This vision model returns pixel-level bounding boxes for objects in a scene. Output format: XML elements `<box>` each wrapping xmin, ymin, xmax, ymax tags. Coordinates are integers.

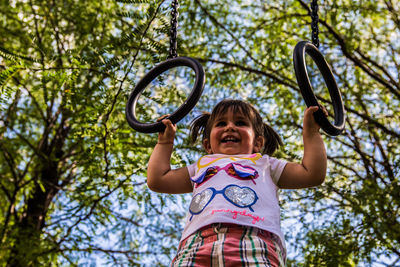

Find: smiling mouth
<box><xmin>221</xmin><ymin>137</ymin><xmax>240</xmax><ymax>143</ymax></box>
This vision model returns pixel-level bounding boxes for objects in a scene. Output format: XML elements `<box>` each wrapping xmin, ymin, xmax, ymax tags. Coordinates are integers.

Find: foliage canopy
<box><xmin>0</xmin><ymin>0</ymin><xmax>399</xmax><ymax>266</ymax></box>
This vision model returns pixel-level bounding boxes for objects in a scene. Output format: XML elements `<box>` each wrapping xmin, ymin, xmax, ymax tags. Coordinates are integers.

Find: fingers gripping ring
<box><xmin>293</xmin><ymin>41</ymin><xmax>345</xmax><ymax>136</ymax></box>
<box><xmin>126</xmin><ymin>57</ymin><xmax>205</xmax><ymax>133</ymax></box>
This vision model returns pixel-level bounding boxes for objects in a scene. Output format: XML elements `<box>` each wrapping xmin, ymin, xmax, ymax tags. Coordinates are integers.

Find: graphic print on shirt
<box><xmin>191</xmin><ymin>162</ymin><xmax>259</xmax><ymax>188</ymax></box>
<box><xmin>188</xmin><ymin>184</ymin><xmax>259</xmax><ymax>220</ymax></box>
<box><xmin>196</xmin><ymin>153</ymin><xmax>262</xmax><ymax>169</ymax></box>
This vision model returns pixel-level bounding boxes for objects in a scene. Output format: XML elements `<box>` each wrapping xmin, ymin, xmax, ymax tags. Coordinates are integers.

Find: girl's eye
<box><xmin>216</xmin><ymin>121</ymin><xmax>226</xmax><ymax>127</ymax></box>
<box><xmin>236</xmin><ymin>120</ymin><xmax>247</xmax><ymax>126</ymax></box>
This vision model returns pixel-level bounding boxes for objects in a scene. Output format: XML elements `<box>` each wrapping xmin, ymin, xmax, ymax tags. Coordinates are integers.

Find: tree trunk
<box><xmin>7</xmin><ymin>161</ymin><xmax>59</xmax><ymax>266</ymax></box>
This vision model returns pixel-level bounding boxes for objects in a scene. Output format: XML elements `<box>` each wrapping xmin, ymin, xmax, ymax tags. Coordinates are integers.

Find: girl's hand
<box><xmin>157</xmin><ymin>115</ymin><xmax>176</xmax><ymax>144</ymax></box>
<box><xmin>303</xmin><ymin>106</ymin><xmax>328</xmax><ymax>134</ymax></box>
<box><xmin>147</xmin><ymin>115</ymin><xmax>191</xmax><ymax>194</ymax></box>
<box><xmin>279</xmin><ymin>105</ymin><xmax>328</xmax><ymax>189</ymax></box>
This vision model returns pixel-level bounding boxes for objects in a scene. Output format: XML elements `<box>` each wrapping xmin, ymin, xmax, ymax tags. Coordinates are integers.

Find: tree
<box><xmin>0</xmin><ymin>0</ymin><xmax>398</xmax><ymax>266</ymax></box>
<box><xmin>0</xmin><ymin>0</ymin><xmax>186</xmax><ymax>265</ymax></box>
<box><xmin>179</xmin><ymin>0</ymin><xmax>399</xmax><ymax>265</ymax></box>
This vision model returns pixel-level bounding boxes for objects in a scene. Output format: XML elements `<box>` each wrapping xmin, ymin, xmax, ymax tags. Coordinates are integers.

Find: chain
<box><xmin>310</xmin><ymin>0</ymin><xmax>319</xmax><ymax>48</ymax></box>
<box><xmin>168</xmin><ymin>0</ymin><xmax>179</xmax><ymax>58</ymax></box>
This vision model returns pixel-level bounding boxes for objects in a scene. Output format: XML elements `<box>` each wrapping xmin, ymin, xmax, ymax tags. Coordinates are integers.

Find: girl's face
<box><xmin>203</xmin><ymin>109</ymin><xmax>264</xmax><ymax>155</ymax></box>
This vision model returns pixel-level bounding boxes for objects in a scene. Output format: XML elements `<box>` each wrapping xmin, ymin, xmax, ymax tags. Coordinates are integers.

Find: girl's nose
<box><xmin>224</xmin><ymin>121</ymin><xmax>236</xmax><ymax>131</ymax></box>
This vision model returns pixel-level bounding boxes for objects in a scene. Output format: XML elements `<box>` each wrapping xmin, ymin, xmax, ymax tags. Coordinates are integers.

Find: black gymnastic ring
<box><xmin>293</xmin><ymin>41</ymin><xmax>345</xmax><ymax>136</ymax></box>
<box><xmin>126</xmin><ymin>57</ymin><xmax>205</xmax><ymax>133</ymax></box>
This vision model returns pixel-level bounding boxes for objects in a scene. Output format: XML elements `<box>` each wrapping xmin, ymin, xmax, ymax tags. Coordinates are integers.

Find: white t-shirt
<box><xmin>180</xmin><ymin>153</ymin><xmax>287</xmax><ymax>250</ymax></box>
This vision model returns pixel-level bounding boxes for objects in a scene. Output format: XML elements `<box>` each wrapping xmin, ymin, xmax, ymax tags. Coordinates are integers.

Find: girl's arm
<box><xmin>278</xmin><ymin>106</ymin><xmax>327</xmax><ymax>189</ymax></box>
<box><xmin>147</xmin><ymin>119</ymin><xmax>193</xmax><ymax>194</ymax></box>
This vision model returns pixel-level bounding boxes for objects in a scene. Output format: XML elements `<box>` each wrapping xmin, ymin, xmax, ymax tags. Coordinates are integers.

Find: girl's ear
<box><xmin>203</xmin><ymin>138</ymin><xmax>213</xmax><ymax>154</ymax></box>
<box><xmin>253</xmin><ymin>136</ymin><xmax>265</xmax><ymax>153</ymax></box>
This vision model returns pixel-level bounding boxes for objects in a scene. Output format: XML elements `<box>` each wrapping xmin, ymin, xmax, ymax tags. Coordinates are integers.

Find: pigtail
<box><xmin>262</xmin><ymin>123</ymin><xmax>283</xmax><ymax>155</ymax></box>
<box><xmin>190</xmin><ymin>112</ymin><xmax>211</xmax><ymax>144</ymax></box>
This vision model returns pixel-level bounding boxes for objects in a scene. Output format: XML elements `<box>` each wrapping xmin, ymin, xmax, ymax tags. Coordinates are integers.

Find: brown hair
<box><xmin>190</xmin><ymin>99</ymin><xmax>283</xmax><ymax>155</ymax></box>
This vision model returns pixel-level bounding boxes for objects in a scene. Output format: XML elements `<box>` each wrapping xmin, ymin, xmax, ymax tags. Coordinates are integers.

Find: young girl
<box><xmin>147</xmin><ymin>99</ymin><xmax>327</xmax><ymax>266</ymax></box>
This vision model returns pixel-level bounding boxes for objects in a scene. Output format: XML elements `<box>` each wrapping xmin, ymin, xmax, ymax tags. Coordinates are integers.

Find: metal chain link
<box><xmin>310</xmin><ymin>0</ymin><xmax>319</xmax><ymax>48</ymax></box>
<box><xmin>168</xmin><ymin>0</ymin><xmax>179</xmax><ymax>58</ymax></box>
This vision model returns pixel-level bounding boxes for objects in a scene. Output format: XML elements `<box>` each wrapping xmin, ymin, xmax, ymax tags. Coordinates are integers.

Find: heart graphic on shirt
<box><xmin>223</xmin><ymin>185</ymin><xmax>258</xmax><ymax>209</ymax></box>
<box><xmin>189</xmin><ymin>188</ymin><xmax>214</xmax><ymax>214</ymax></box>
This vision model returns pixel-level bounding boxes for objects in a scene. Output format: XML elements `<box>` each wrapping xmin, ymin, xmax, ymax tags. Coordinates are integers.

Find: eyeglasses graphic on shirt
<box><xmin>191</xmin><ymin>163</ymin><xmax>259</xmax><ymax>188</ymax></box>
<box><xmin>189</xmin><ymin>184</ymin><xmax>258</xmax><ymax>220</ymax></box>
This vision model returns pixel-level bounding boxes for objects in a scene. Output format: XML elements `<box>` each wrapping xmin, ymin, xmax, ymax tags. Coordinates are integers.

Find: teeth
<box><xmin>222</xmin><ymin>137</ymin><xmax>239</xmax><ymax>142</ymax></box>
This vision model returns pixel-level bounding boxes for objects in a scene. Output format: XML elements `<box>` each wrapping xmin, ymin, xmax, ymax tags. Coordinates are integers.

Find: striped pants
<box><xmin>171</xmin><ymin>223</ymin><xmax>286</xmax><ymax>267</ymax></box>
